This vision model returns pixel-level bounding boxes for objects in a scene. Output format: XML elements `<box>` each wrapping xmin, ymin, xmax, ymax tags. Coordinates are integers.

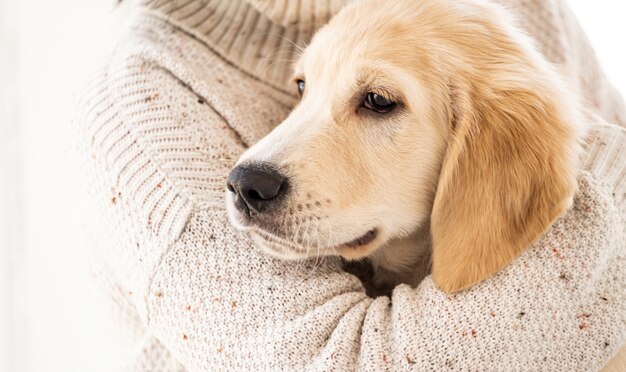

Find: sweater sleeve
<box><xmin>76</xmin><ymin>21</ymin><xmax>374</xmax><ymax>369</ymax></box>
<box><xmin>77</xmin><ymin>16</ymin><xmax>626</xmax><ymax>371</ymax></box>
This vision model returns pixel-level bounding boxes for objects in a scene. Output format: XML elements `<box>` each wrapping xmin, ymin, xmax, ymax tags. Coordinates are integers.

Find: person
<box><xmin>76</xmin><ymin>0</ymin><xmax>626</xmax><ymax>369</ymax></box>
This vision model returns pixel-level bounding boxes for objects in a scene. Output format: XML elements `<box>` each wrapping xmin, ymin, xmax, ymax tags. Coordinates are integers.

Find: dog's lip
<box><xmin>342</xmin><ymin>228</ymin><xmax>378</xmax><ymax>248</ymax></box>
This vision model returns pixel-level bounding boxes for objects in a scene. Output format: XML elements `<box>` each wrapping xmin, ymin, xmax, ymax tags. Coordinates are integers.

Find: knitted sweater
<box><xmin>76</xmin><ymin>0</ymin><xmax>626</xmax><ymax>370</ymax></box>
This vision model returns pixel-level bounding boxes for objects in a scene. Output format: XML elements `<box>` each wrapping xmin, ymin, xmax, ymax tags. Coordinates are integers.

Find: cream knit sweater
<box><xmin>76</xmin><ymin>0</ymin><xmax>626</xmax><ymax>370</ymax></box>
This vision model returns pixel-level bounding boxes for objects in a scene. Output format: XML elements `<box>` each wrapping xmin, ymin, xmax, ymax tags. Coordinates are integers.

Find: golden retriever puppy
<box><xmin>226</xmin><ymin>0</ymin><xmax>583</xmax><ymax>293</ymax></box>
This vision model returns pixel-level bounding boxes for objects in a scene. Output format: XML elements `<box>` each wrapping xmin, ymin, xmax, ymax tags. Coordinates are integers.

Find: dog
<box><xmin>226</xmin><ymin>0</ymin><xmax>583</xmax><ymax>293</ymax></box>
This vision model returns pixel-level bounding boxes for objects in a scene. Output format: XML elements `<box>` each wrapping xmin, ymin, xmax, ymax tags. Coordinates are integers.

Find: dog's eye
<box><xmin>364</xmin><ymin>92</ymin><xmax>396</xmax><ymax>113</ymax></box>
<box><xmin>296</xmin><ymin>79</ymin><xmax>305</xmax><ymax>97</ymax></box>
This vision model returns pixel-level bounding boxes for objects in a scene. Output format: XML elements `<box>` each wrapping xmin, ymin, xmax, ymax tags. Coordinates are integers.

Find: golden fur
<box><xmin>227</xmin><ymin>0</ymin><xmax>583</xmax><ymax>293</ymax></box>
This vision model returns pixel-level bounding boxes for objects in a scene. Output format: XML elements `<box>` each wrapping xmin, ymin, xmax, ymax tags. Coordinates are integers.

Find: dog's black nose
<box><xmin>227</xmin><ymin>163</ymin><xmax>287</xmax><ymax>214</ymax></box>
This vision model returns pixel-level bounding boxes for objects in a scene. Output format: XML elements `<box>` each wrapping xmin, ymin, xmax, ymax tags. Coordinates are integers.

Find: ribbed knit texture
<box><xmin>76</xmin><ymin>0</ymin><xmax>626</xmax><ymax>370</ymax></box>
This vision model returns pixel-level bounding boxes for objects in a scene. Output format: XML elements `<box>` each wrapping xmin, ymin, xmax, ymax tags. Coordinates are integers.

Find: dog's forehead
<box><xmin>298</xmin><ymin>2</ymin><xmax>435</xmax><ymax>82</ymax></box>
<box><xmin>299</xmin><ymin>35</ymin><xmax>403</xmax><ymax>89</ymax></box>
<box><xmin>305</xmin><ymin>21</ymin><xmax>401</xmax><ymax>64</ymax></box>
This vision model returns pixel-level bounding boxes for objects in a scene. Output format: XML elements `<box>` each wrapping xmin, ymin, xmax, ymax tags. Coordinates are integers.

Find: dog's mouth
<box><xmin>343</xmin><ymin>228</ymin><xmax>378</xmax><ymax>248</ymax></box>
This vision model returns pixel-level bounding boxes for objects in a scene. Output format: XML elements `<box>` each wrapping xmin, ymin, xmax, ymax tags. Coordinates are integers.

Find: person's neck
<box><xmin>138</xmin><ymin>0</ymin><xmax>345</xmax><ymax>91</ymax></box>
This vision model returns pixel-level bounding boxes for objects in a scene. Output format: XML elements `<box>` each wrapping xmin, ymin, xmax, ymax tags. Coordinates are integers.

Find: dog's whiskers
<box><xmin>303</xmin><ymin>219</ymin><xmax>323</xmax><ymax>281</ymax></box>
<box><xmin>294</xmin><ymin>218</ymin><xmax>311</xmax><ymax>272</ymax></box>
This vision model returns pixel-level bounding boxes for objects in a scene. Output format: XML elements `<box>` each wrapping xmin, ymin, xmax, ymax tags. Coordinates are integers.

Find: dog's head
<box><xmin>226</xmin><ymin>0</ymin><xmax>582</xmax><ymax>292</ymax></box>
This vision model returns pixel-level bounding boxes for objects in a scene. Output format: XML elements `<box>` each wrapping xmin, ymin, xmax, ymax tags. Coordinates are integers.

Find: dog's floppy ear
<box><xmin>430</xmin><ymin>73</ymin><xmax>579</xmax><ymax>293</ymax></box>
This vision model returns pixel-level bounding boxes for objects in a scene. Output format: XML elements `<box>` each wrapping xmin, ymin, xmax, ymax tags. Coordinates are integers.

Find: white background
<box><xmin>0</xmin><ymin>1</ymin><xmax>625</xmax><ymax>371</ymax></box>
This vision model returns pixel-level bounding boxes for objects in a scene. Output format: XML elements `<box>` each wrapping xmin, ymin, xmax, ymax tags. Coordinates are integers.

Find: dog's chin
<box><xmin>250</xmin><ymin>229</ymin><xmax>385</xmax><ymax>262</ymax></box>
<box><xmin>248</xmin><ymin>232</ymin><xmax>314</xmax><ymax>260</ymax></box>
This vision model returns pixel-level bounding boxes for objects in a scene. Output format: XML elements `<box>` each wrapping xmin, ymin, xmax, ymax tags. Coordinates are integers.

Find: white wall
<box><xmin>567</xmin><ymin>1</ymin><xmax>626</xmax><ymax>96</ymax></box>
<box><xmin>0</xmin><ymin>1</ymin><xmax>21</xmax><ymax>370</ymax></box>
<box><xmin>7</xmin><ymin>1</ymin><xmax>125</xmax><ymax>371</ymax></box>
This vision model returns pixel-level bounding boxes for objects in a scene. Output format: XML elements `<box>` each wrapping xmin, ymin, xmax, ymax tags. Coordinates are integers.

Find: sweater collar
<box><xmin>136</xmin><ymin>0</ymin><xmax>346</xmax><ymax>91</ymax></box>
